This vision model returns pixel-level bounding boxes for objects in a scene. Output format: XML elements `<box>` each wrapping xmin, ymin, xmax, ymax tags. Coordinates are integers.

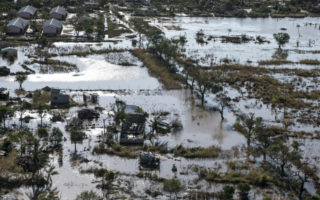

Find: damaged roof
<box><xmin>125</xmin><ymin>105</ymin><xmax>143</xmax><ymax>115</ymax></box>
<box><xmin>18</xmin><ymin>5</ymin><xmax>37</xmax><ymax>15</ymax></box>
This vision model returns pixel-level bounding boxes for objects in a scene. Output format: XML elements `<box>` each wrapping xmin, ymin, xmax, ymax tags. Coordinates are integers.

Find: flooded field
<box><xmin>152</xmin><ymin>17</ymin><xmax>320</xmax><ymax>66</ymax></box>
<box><xmin>1</xmin><ymin>12</ymin><xmax>320</xmax><ymax>200</ymax></box>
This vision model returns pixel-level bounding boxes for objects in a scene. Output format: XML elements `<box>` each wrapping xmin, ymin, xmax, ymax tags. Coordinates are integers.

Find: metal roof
<box><xmin>50</xmin><ymin>6</ymin><xmax>67</xmax><ymax>16</ymax></box>
<box><xmin>18</xmin><ymin>5</ymin><xmax>37</xmax><ymax>15</ymax></box>
<box><xmin>43</xmin><ymin>18</ymin><xmax>62</xmax><ymax>28</ymax></box>
<box><xmin>125</xmin><ymin>105</ymin><xmax>143</xmax><ymax>115</ymax></box>
<box><xmin>7</xmin><ymin>18</ymin><xmax>29</xmax><ymax>29</ymax></box>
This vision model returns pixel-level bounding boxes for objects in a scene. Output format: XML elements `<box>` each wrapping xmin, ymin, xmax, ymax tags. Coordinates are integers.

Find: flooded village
<box><xmin>0</xmin><ymin>0</ymin><xmax>320</xmax><ymax>199</ymax></box>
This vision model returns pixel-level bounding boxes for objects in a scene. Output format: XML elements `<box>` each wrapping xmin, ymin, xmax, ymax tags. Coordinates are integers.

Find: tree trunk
<box><xmin>20</xmin><ymin>112</ymin><xmax>23</xmax><ymax>129</ymax></box>
<box><xmin>219</xmin><ymin>107</ymin><xmax>224</xmax><ymax>121</ymax></box>
<box><xmin>201</xmin><ymin>93</ymin><xmax>204</xmax><ymax>106</ymax></box>
<box><xmin>247</xmin><ymin>138</ymin><xmax>251</xmax><ymax>158</ymax></box>
<box><xmin>298</xmin><ymin>178</ymin><xmax>305</xmax><ymax>200</ymax></box>
<box><xmin>185</xmin><ymin>73</ymin><xmax>189</xmax><ymax>87</ymax></box>
<box><xmin>74</xmin><ymin>143</ymin><xmax>77</xmax><ymax>153</ymax></box>
<box><xmin>281</xmin><ymin>162</ymin><xmax>286</xmax><ymax>176</ymax></box>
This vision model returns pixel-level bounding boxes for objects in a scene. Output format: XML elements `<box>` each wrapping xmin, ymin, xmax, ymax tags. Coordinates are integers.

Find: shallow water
<box><xmin>151</xmin><ymin>17</ymin><xmax>320</xmax><ymax>66</ymax></box>
<box><xmin>0</xmin><ymin>54</ymin><xmax>160</xmax><ymax>91</ymax></box>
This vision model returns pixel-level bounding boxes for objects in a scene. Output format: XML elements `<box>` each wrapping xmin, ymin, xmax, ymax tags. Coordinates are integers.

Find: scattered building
<box><xmin>6</xmin><ymin>17</ymin><xmax>29</xmax><ymax>34</ymax></box>
<box><xmin>140</xmin><ymin>0</ymin><xmax>151</xmax><ymax>6</ymax></box>
<box><xmin>120</xmin><ymin>105</ymin><xmax>146</xmax><ymax>145</ymax></box>
<box><xmin>78</xmin><ymin>109</ymin><xmax>100</xmax><ymax>120</ymax></box>
<box><xmin>84</xmin><ymin>0</ymin><xmax>99</xmax><ymax>11</ymax></box>
<box><xmin>1</xmin><ymin>47</ymin><xmax>18</xmax><ymax>57</ymax></box>
<box><xmin>0</xmin><ymin>41</ymin><xmax>11</xmax><ymax>49</ymax></box>
<box><xmin>50</xmin><ymin>6</ymin><xmax>67</xmax><ymax>20</ymax></box>
<box><xmin>18</xmin><ymin>5</ymin><xmax>37</xmax><ymax>19</ymax></box>
<box><xmin>0</xmin><ymin>88</ymin><xmax>9</xmax><ymax>100</ymax></box>
<box><xmin>139</xmin><ymin>152</ymin><xmax>160</xmax><ymax>169</ymax></box>
<box><xmin>43</xmin><ymin>18</ymin><xmax>63</xmax><ymax>36</ymax></box>
<box><xmin>78</xmin><ymin>15</ymin><xmax>91</xmax><ymax>24</ymax></box>
<box><xmin>50</xmin><ymin>89</ymin><xmax>70</xmax><ymax>108</ymax></box>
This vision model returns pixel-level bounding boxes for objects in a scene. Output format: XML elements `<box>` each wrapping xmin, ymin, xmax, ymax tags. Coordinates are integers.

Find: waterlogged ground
<box><xmin>1</xmin><ymin>16</ymin><xmax>320</xmax><ymax>199</ymax></box>
<box><xmin>2</xmin><ymin>89</ymin><xmax>245</xmax><ymax>199</ymax></box>
<box><xmin>151</xmin><ymin>17</ymin><xmax>320</xmax><ymax>66</ymax></box>
<box><xmin>0</xmin><ymin>53</ymin><xmax>159</xmax><ymax>91</ymax></box>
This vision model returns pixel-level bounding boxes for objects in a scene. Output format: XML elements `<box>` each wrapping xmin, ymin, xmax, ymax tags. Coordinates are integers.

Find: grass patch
<box><xmin>299</xmin><ymin>59</ymin><xmax>320</xmax><ymax>65</ymax></box>
<box><xmin>48</xmin><ymin>48</ymin><xmax>127</xmax><ymax>57</ymax></box>
<box><xmin>143</xmin><ymin>144</ymin><xmax>169</xmax><ymax>154</ymax></box>
<box><xmin>198</xmin><ymin>168</ymin><xmax>273</xmax><ymax>187</ymax></box>
<box><xmin>173</xmin><ymin>145</ymin><xmax>221</xmax><ymax>158</ymax></box>
<box><xmin>107</xmin><ymin>17</ymin><xmax>132</xmax><ymax>38</ymax></box>
<box><xmin>33</xmin><ymin>89</ymin><xmax>51</xmax><ymax>104</ymax></box>
<box><xmin>92</xmin><ymin>143</ymin><xmax>140</xmax><ymax>159</ymax></box>
<box><xmin>132</xmin><ymin>49</ymin><xmax>181</xmax><ymax>90</ymax></box>
<box><xmin>258</xmin><ymin>60</ymin><xmax>293</xmax><ymax>65</ymax></box>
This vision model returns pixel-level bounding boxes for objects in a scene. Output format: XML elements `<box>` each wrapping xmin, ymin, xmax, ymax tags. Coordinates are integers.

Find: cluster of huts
<box><xmin>118</xmin><ymin>104</ymin><xmax>160</xmax><ymax>169</ymax></box>
<box><xmin>7</xmin><ymin>5</ymin><xmax>67</xmax><ymax>36</ymax></box>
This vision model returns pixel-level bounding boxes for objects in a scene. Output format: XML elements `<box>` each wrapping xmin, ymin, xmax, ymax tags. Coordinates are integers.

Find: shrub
<box><xmin>173</xmin><ymin>145</ymin><xmax>221</xmax><ymax>158</ymax></box>
<box><xmin>75</xmin><ymin>191</ymin><xmax>103</xmax><ymax>200</ymax></box>
<box><xmin>217</xmin><ymin>185</ymin><xmax>235</xmax><ymax>200</ymax></box>
<box><xmin>0</xmin><ymin>66</ymin><xmax>10</xmax><ymax>76</ymax></box>
<box><xmin>163</xmin><ymin>178</ymin><xmax>182</xmax><ymax>196</ymax></box>
<box><xmin>38</xmin><ymin>128</ymin><xmax>49</xmax><ymax>139</ymax></box>
<box><xmin>237</xmin><ymin>183</ymin><xmax>250</xmax><ymax>200</ymax></box>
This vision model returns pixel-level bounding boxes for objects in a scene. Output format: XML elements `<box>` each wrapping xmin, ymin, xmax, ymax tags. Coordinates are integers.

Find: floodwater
<box><xmin>151</xmin><ymin>17</ymin><xmax>320</xmax><ymax>66</ymax></box>
<box><xmin>2</xmin><ymin>16</ymin><xmax>320</xmax><ymax>199</ymax></box>
<box><xmin>0</xmin><ymin>54</ymin><xmax>160</xmax><ymax>91</ymax></box>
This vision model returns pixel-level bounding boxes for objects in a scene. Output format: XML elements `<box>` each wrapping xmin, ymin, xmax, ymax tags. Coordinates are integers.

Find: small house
<box><xmin>84</xmin><ymin>0</ymin><xmax>99</xmax><ymax>11</ymax></box>
<box><xmin>140</xmin><ymin>0</ymin><xmax>151</xmax><ymax>6</ymax></box>
<box><xmin>140</xmin><ymin>152</ymin><xmax>160</xmax><ymax>169</ymax></box>
<box><xmin>124</xmin><ymin>105</ymin><xmax>147</xmax><ymax>124</ymax></box>
<box><xmin>6</xmin><ymin>18</ymin><xmax>29</xmax><ymax>35</ymax></box>
<box><xmin>120</xmin><ymin>105</ymin><xmax>147</xmax><ymax>145</ymax></box>
<box><xmin>51</xmin><ymin>89</ymin><xmax>69</xmax><ymax>108</ymax></box>
<box><xmin>1</xmin><ymin>47</ymin><xmax>18</xmax><ymax>57</ymax></box>
<box><xmin>78</xmin><ymin>15</ymin><xmax>91</xmax><ymax>24</ymax></box>
<box><xmin>0</xmin><ymin>88</ymin><xmax>9</xmax><ymax>100</ymax></box>
<box><xmin>43</xmin><ymin>18</ymin><xmax>63</xmax><ymax>36</ymax></box>
<box><xmin>50</xmin><ymin>6</ymin><xmax>67</xmax><ymax>20</ymax></box>
<box><xmin>0</xmin><ymin>41</ymin><xmax>11</xmax><ymax>49</ymax></box>
<box><xmin>18</xmin><ymin>5</ymin><xmax>37</xmax><ymax>19</ymax></box>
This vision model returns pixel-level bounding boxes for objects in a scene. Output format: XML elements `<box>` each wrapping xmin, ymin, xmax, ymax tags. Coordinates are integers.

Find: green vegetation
<box><xmin>273</xmin><ymin>32</ymin><xmax>290</xmax><ymax>50</ymax></box>
<box><xmin>15</xmin><ymin>74</ymin><xmax>27</xmax><ymax>90</ymax></box>
<box><xmin>173</xmin><ymin>145</ymin><xmax>221</xmax><ymax>158</ymax></box>
<box><xmin>107</xmin><ymin>16</ymin><xmax>131</xmax><ymax>38</ymax></box>
<box><xmin>70</xmin><ymin>126</ymin><xmax>86</xmax><ymax>153</ymax></box>
<box><xmin>132</xmin><ymin>49</ymin><xmax>181</xmax><ymax>89</ymax></box>
<box><xmin>92</xmin><ymin>143</ymin><xmax>140</xmax><ymax>158</ymax></box>
<box><xmin>74</xmin><ymin>191</ymin><xmax>103</xmax><ymax>200</ymax></box>
<box><xmin>217</xmin><ymin>185</ymin><xmax>235</xmax><ymax>200</ymax></box>
<box><xmin>163</xmin><ymin>178</ymin><xmax>182</xmax><ymax>197</ymax></box>
<box><xmin>238</xmin><ymin>183</ymin><xmax>251</xmax><ymax>200</ymax></box>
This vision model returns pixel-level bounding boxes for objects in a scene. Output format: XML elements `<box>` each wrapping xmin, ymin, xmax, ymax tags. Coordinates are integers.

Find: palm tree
<box><xmin>33</xmin><ymin>103</ymin><xmax>50</xmax><ymax>127</ymax></box>
<box><xmin>16</xmin><ymin>100</ymin><xmax>32</xmax><ymax>129</ymax></box>
<box><xmin>15</xmin><ymin>74</ymin><xmax>28</xmax><ymax>90</ymax></box>
<box><xmin>0</xmin><ymin>105</ymin><xmax>13</xmax><ymax>129</ymax></box>
<box><xmin>70</xmin><ymin>126</ymin><xmax>86</xmax><ymax>153</ymax></box>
